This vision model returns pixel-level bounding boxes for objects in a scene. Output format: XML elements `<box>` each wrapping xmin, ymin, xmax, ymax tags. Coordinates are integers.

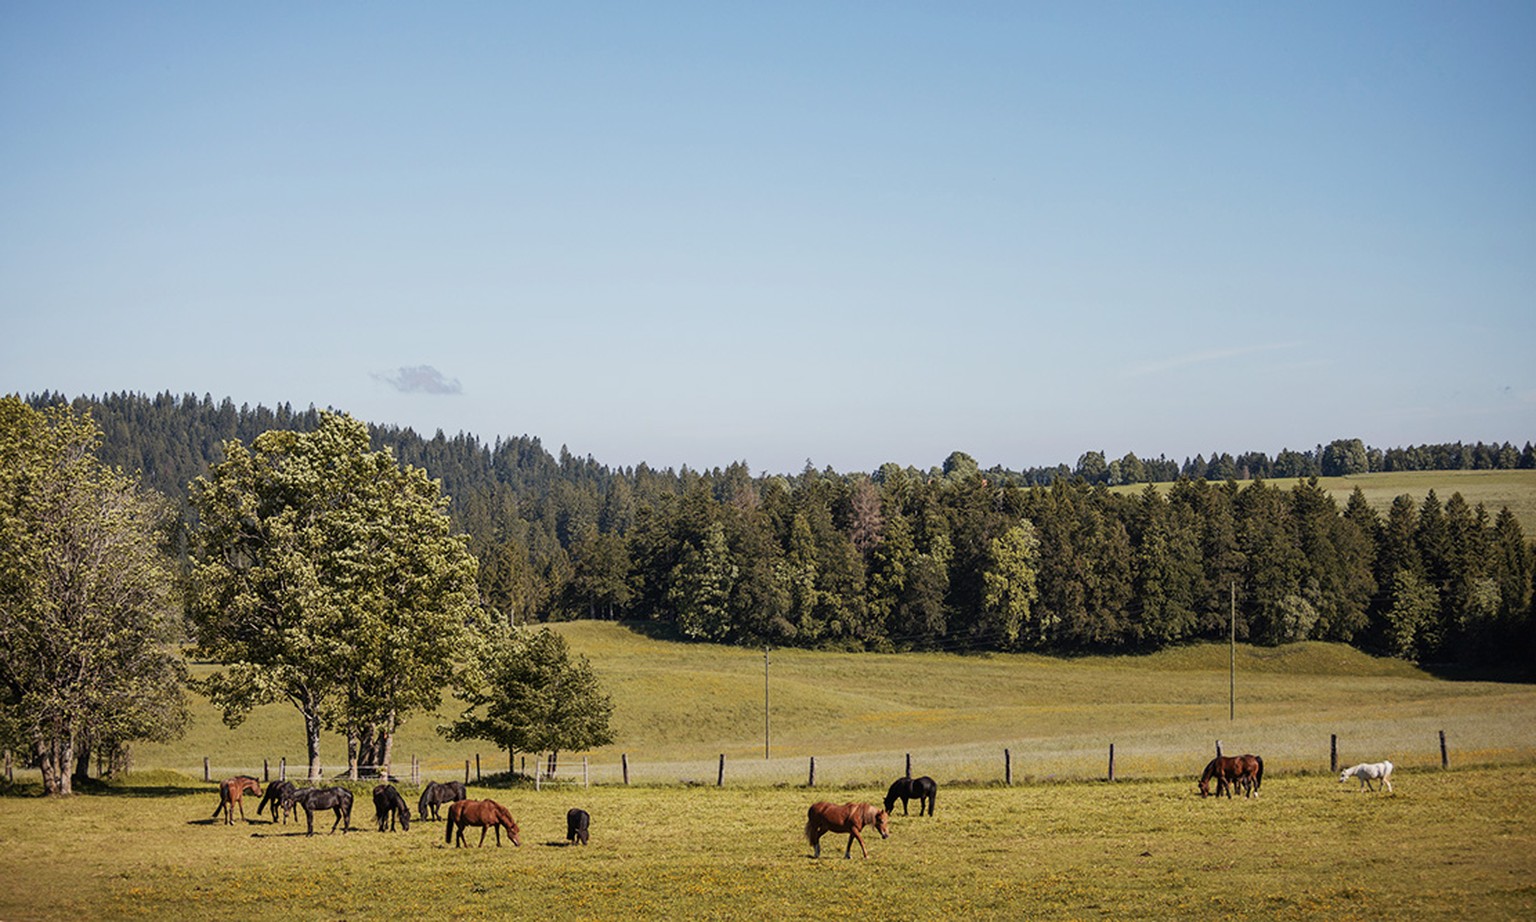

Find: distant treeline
<box><xmin>27</xmin><ymin>391</ymin><xmax>1536</xmax><ymax>666</ymax></box>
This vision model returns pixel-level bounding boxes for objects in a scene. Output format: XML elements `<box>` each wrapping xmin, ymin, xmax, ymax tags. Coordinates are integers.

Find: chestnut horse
<box><xmin>211</xmin><ymin>776</ymin><xmax>263</xmax><ymax>825</ymax></box>
<box><xmin>1199</xmin><ymin>754</ymin><xmax>1263</xmax><ymax>798</ymax></box>
<box><xmin>805</xmin><ymin>801</ymin><xmax>889</xmax><ymax>859</ymax></box>
<box><xmin>446</xmin><ymin>799</ymin><xmax>521</xmax><ymax>848</ymax></box>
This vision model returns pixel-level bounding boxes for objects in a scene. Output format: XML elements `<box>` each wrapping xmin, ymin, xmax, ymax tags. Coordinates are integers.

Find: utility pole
<box><xmin>764</xmin><ymin>646</ymin><xmax>771</xmax><ymax>760</ymax></box>
<box><xmin>1229</xmin><ymin>581</ymin><xmax>1236</xmax><ymax>721</ymax></box>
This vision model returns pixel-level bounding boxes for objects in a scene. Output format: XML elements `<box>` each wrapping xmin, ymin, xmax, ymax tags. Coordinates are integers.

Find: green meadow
<box><xmin>8</xmin><ymin>621</ymin><xmax>1536</xmax><ymax>918</ymax></box>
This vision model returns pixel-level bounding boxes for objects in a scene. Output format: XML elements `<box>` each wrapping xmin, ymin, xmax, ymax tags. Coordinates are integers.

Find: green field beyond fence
<box><xmin>110</xmin><ymin>622</ymin><xmax>1536</xmax><ymax>791</ymax></box>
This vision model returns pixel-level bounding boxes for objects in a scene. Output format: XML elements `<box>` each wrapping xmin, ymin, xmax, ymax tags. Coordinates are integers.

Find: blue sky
<box><xmin>3</xmin><ymin>2</ymin><xmax>1532</xmax><ymax>475</ymax></box>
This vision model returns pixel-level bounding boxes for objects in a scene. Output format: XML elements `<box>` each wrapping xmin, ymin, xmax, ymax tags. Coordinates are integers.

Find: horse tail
<box><xmin>445</xmin><ymin>812</ymin><xmax>454</xmax><ymax>845</ymax></box>
<box><xmin>1254</xmin><ymin>756</ymin><xmax>1264</xmax><ymax>791</ymax></box>
<box><xmin>804</xmin><ymin>808</ymin><xmax>818</xmax><ymax>846</ymax></box>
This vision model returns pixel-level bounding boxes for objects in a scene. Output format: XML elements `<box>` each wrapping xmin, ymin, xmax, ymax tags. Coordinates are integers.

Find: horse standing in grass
<box><xmin>373</xmin><ymin>783</ymin><xmax>411</xmax><ymax>831</ymax></box>
<box><xmin>212</xmin><ymin>776</ymin><xmax>263</xmax><ymax>825</ymax></box>
<box><xmin>257</xmin><ymin>780</ymin><xmax>297</xmax><ymax>824</ymax></box>
<box><xmin>566</xmin><ymin>808</ymin><xmax>590</xmax><ymax>845</ymax></box>
<box><xmin>291</xmin><ymin>787</ymin><xmax>353</xmax><ymax>836</ymax></box>
<box><xmin>805</xmin><ymin>802</ymin><xmax>889</xmax><ymax>859</ymax></box>
<box><xmin>884</xmin><ymin>776</ymin><xmax>938</xmax><ymax>816</ymax></box>
<box><xmin>418</xmin><ymin>780</ymin><xmax>467</xmax><ymax>820</ymax></box>
<box><xmin>446</xmin><ymin>799</ymin><xmax>521</xmax><ymax>848</ymax></box>
<box><xmin>1340</xmin><ymin>760</ymin><xmax>1393</xmax><ymax>793</ymax></box>
<box><xmin>1199</xmin><ymin>755</ymin><xmax>1262</xmax><ymax>799</ymax></box>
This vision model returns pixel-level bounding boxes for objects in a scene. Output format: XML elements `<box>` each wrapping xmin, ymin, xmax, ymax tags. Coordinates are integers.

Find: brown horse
<box><xmin>212</xmin><ymin>776</ymin><xmax>263</xmax><ymax>825</ymax></box>
<box><xmin>805</xmin><ymin>801</ymin><xmax>889</xmax><ymax>859</ymax></box>
<box><xmin>446</xmin><ymin>799</ymin><xmax>521</xmax><ymax>848</ymax></box>
<box><xmin>1199</xmin><ymin>754</ymin><xmax>1263</xmax><ymax>798</ymax></box>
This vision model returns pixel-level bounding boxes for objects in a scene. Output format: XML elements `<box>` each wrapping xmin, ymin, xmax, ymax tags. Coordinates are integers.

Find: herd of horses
<box><xmin>212</xmin><ymin>774</ymin><xmax>588</xmax><ymax>846</ymax></box>
<box><xmin>208</xmin><ymin>754</ymin><xmax>1394</xmax><ymax>855</ymax></box>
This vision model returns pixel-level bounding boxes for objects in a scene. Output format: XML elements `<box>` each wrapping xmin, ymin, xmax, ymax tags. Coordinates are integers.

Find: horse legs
<box><xmin>478</xmin><ymin>826</ymin><xmax>489</xmax><ymax>848</ymax></box>
<box><xmin>809</xmin><ymin>829</ymin><xmax>823</xmax><ymax>859</ymax></box>
<box><xmin>845</xmin><ymin>828</ymin><xmax>867</xmax><ymax>859</ymax></box>
<box><xmin>1382</xmin><ymin>775</ymin><xmax>1393</xmax><ymax>793</ymax></box>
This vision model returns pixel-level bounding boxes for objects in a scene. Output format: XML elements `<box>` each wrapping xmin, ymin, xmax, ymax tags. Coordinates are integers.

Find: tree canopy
<box><xmin>0</xmin><ymin>398</ymin><xmax>187</xmax><ymax>795</ymax></box>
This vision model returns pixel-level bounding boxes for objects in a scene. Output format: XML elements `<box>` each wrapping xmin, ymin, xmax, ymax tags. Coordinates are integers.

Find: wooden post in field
<box><xmin>717</xmin><ymin>754</ymin><xmax>725</xmax><ymax>787</ymax></box>
<box><xmin>1330</xmin><ymin>735</ymin><xmax>1338</xmax><ymax>773</ymax></box>
<box><xmin>4</xmin><ymin>750</ymin><xmax>11</xmax><ymax>783</ymax></box>
<box><xmin>1440</xmin><ymin>730</ymin><xmax>1449</xmax><ymax>769</ymax></box>
<box><xmin>263</xmin><ymin>758</ymin><xmax>269</xmax><ymax>782</ymax></box>
<box><xmin>1108</xmin><ymin>744</ymin><xmax>1116</xmax><ymax>782</ymax></box>
<box><xmin>1004</xmin><ymin>748</ymin><xmax>1012</xmax><ymax>786</ymax></box>
<box><xmin>905</xmin><ymin>753</ymin><xmax>911</xmax><ymax>778</ymax></box>
<box><xmin>808</xmin><ymin>757</ymin><xmax>816</xmax><ymax>787</ymax></box>
<box><xmin>412</xmin><ymin>755</ymin><xmax>419</xmax><ymax>788</ymax></box>
<box><xmin>203</xmin><ymin>757</ymin><xmax>210</xmax><ymax>782</ymax></box>
<box><xmin>622</xmin><ymin>753</ymin><xmax>630</xmax><ymax>785</ymax></box>
<box><xmin>280</xmin><ymin>757</ymin><xmax>286</xmax><ymax>782</ymax></box>
<box><xmin>583</xmin><ymin>757</ymin><xmax>589</xmax><ymax>788</ymax></box>
<box><xmin>464</xmin><ymin>760</ymin><xmax>470</xmax><ymax>785</ymax></box>
<box><xmin>1215</xmin><ymin>740</ymin><xmax>1223</xmax><ymax>758</ymax></box>
<box><xmin>475</xmin><ymin>754</ymin><xmax>481</xmax><ymax>781</ymax></box>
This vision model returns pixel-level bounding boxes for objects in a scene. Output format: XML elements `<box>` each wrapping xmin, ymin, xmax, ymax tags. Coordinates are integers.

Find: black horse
<box><xmin>290</xmin><ymin>786</ymin><xmax>353</xmax><ymax>836</ymax></box>
<box><xmin>884</xmin><ymin>775</ymin><xmax>938</xmax><ymax>816</ymax></box>
<box><xmin>417</xmin><ymin>780</ymin><xmax>467</xmax><ymax>820</ymax></box>
<box><xmin>566</xmin><ymin>808</ymin><xmax>590</xmax><ymax>845</ymax></box>
<box><xmin>373</xmin><ymin>783</ymin><xmax>411</xmax><ymax>832</ymax></box>
<box><xmin>257</xmin><ymin>780</ymin><xmax>298</xmax><ymax>824</ymax></box>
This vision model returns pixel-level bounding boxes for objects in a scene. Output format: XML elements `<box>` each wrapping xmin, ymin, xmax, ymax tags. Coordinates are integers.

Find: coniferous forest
<box><xmin>28</xmin><ymin>391</ymin><xmax>1536</xmax><ymax>668</ymax></box>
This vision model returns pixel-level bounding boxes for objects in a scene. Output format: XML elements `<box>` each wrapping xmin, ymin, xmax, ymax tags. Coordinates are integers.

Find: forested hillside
<box><xmin>27</xmin><ymin>391</ymin><xmax>1536</xmax><ymax>667</ymax></box>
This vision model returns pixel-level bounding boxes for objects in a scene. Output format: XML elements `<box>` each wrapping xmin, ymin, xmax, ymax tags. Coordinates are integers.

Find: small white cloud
<box><xmin>1125</xmin><ymin>342</ymin><xmax>1302</xmax><ymax>378</ymax></box>
<box><xmin>375</xmin><ymin>365</ymin><xmax>463</xmax><ymax>395</ymax></box>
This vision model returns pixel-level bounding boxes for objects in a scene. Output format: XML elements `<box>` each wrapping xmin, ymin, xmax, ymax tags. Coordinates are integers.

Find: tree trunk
<box><xmin>39</xmin><ymin>733</ymin><xmax>75</xmax><ymax>796</ymax></box>
<box><xmin>305</xmin><ymin>709</ymin><xmax>323</xmax><ymax>781</ymax></box>
<box><xmin>346</xmin><ymin>727</ymin><xmax>360</xmax><ymax>780</ymax></box>
<box><xmin>379</xmin><ymin>711</ymin><xmax>396</xmax><ymax>781</ymax></box>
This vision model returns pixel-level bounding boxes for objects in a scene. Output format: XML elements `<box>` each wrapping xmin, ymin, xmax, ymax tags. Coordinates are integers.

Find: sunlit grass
<box><xmin>3</xmin><ymin>768</ymin><xmax>1532</xmax><ymax>920</ymax></box>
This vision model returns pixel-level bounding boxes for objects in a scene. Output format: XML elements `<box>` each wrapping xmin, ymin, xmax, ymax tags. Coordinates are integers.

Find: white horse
<box><xmin>1339</xmin><ymin>760</ymin><xmax>1393</xmax><ymax>792</ymax></box>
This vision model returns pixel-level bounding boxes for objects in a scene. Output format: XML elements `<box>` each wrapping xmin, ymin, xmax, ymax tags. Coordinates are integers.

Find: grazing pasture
<box><xmin>1</xmin><ymin>768</ymin><xmax>1533</xmax><ymax>919</ymax></box>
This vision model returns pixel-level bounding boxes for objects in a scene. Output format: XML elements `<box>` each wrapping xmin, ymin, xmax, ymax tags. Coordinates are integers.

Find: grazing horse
<box><xmin>884</xmin><ymin>776</ymin><xmax>938</xmax><ymax>816</ymax></box>
<box><xmin>446</xmin><ymin>799</ymin><xmax>521</xmax><ymax>848</ymax></box>
<box><xmin>1340</xmin><ymin>760</ymin><xmax>1393</xmax><ymax>793</ymax></box>
<box><xmin>1199</xmin><ymin>755</ymin><xmax>1262</xmax><ymax>799</ymax></box>
<box><xmin>418</xmin><ymin>780</ymin><xmax>468</xmax><ymax>820</ymax></box>
<box><xmin>566</xmin><ymin>808</ymin><xmax>590</xmax><ymax>845</ymax></box>
<box><xmin>212</xmin><ymin>776</ymin><xmax>263</xmax><ymax>825</ymax></box>
<box><xmin>257</xmin><ymin>780</ymin><xmax>298</xmax><ymax>824</ymax></box>
<box><xmin>805</xmin><ymin>801</ymin><xmax>889</xmax><ymax>859</ymax></box>
<box><xmin>373</xmin><ymin>783</ymin><xmax>412</xmax><ymax>832</ymax></box>
<box><xmin>291</xmin><ymin>787</ymin><xmax>353</xmax><ymax>836</ymax></box>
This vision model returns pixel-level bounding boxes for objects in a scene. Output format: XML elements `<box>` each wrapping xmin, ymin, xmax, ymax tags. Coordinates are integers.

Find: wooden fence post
<box><xmin>717</xmin><ymin>754</ymin><xmax>725</xmax><ymax>787</ymax></box>
<box><xmin>808</xmin><ymin>757</ymin><xmax>816</xmax><ymax>787</ymax></box>
<box><xmin>584</xmin><ymin>757</ymin><xmax>589</xmax><ymax>788</ymax></box>
<box><xmin>1108</xmin><ymin>743</ymin><xmax>1115</xmax><ymax>782</ymax></box>
<box><xmin>464</xmin><ymin>760</ymin><xmax>470</xmax><ymax>785</ymax></box>
<box><xmin>412</xmin><ymin>755</ymin><xmax>418</xmax><ymax>788</ymax></box>
<box><xmin>1330</xmin><ymin>734</ymin><xmax>1338</xmax><ymax>773</ymax></box>
<box><xmin>1440</xmin><ymin>730</ymin><xmax>1449</xmax><ymax>770</ymax></box>
<box><xmin>203</xmin><ymin>757</ymin><xmax>210</xmax><ymax>782</ymax></box>
<box><xmin>905</xmin><ymin>753</ymin><xmax>911</xmax><ymax>778</ymax></box>
<box><xmin>3</xmin><ymin>750</ymin><xmax>11</xmax><ymax>783</ymax></box>
<box><xmin>279</xmin><ymin>757</ymin><xmax>286</xmax><ymax>782</ymax></box>
<box><xmin>1215</xmin><ymin>740</ymin><xmax>1223</xmax><ymax>758</ymax></box>
<box><xmin>1004</xmin><ymin>748</ymin><xmax>1012</xmax><ymax>786</ymax></box>
<box><xmin>622</xmin><ymin>753</ymin><xmax>630</xmax><ymax>785</ymax></box>
<box><xmin>263</xmin><ymin>758</ymin><xmax>269</xmax><ymax>783</ymax></box>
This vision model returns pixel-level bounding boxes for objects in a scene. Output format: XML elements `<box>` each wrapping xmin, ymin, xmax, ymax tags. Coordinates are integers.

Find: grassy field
<box><xmin>125</xmin><ymin>623</ymin><xmax>1536</xmax><ymax>791</ymax></box>
<box><xmin>1</xmin><ymin>767</ymin><xmax>1532</xmax><ymax>920</ymax></box>
<box><xmin>1112</xmin><ymin>468</ymin><xmax>1536</xmax><ymax>536</ymax></box>
<box><xmin>11</xmin><ymin>623</ymin><xmax>1536</xmax><ymax>918</ymax></box>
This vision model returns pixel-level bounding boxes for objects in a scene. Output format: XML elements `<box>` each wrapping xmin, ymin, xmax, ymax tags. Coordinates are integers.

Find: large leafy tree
<box><xmin>444</xmin><ymin>626</ymin><xmax>614</xmax><ymax>771</ymax></box>
<box><xmin>186</xmin><ymin>412</ymin><xmax>480</xmax><ymax>780</ymax></box>
<box><xmin>0</xmin><ymin>398</ymin><xmax>187</xmax><ymax>795</ymax></box>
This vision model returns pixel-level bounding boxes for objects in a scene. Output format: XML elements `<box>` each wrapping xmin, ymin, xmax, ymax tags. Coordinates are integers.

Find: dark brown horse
<box><xmin>805</xmin><ymin>801</ymin><xmax>889</xmax><ymax>859</ymax></box>
<box><xmin>418</xmin><ymin>780</ymin><xmax>467</xmax><ymax>820</ymax></box>
<box><xmin>884</xmin><ymin>776</ymin><xmax>937</xmax><ymax>816</ymax></box>
<box><xmin>373</xmin><ymin>783</ymin><xmax>411</xmax><ymax>832</ymax></box>
<box><xmin>1199</xmin><ymin>754</ymin><xmax>1263</xmax><ymax>798</ymax></box>
<box><xmin>446</xmin><ymin>799</ymin><xmax>521</xmax><ymax>848</ymax></box>
<box><xmin>212</xmin><ymin>776</ymin><xmax>263</xmax><ymax>825</ymax></box>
